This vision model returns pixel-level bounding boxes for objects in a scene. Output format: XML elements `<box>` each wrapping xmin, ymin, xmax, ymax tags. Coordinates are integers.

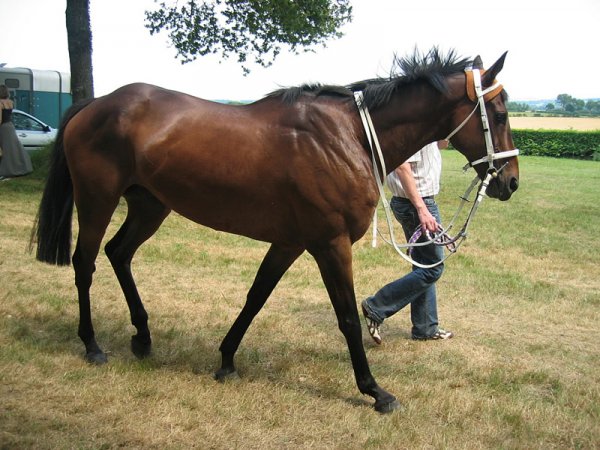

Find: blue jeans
<box><xmin>363</xmin><ymin>196</ymin><xmax>444</xmax><ymax>338</ymax></box>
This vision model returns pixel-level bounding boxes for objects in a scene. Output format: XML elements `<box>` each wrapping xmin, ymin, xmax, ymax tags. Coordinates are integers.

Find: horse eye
<box><xmin>495</xmin><ymin>112</ymin><xmax>508</xmax><ymax>125</ymax></box>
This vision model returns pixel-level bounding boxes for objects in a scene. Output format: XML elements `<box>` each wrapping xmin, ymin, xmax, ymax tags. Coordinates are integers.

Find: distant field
<box><xmin>510</xmin><ymin>116</ymin><xmax>600</xmax><ymax>131</ymax></box>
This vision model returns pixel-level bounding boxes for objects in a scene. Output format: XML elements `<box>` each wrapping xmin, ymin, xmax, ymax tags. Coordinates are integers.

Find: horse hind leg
<box><xmin>73</xmin><ymin>196</ymin><xmax>121</xmax><ymax>364</ymax></box>
<box><xmin>104</xmin><ymin>186</ymin><xmax>170</xmax><ymax>359</ymax></box>
<box><xmin>215</xmin><ymin>244</ymin><xmax>303</xmax><ymax>381</ymax></box>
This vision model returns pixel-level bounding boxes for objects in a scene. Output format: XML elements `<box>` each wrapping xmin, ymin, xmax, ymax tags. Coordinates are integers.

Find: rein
<box><xmin>355</xmin><ymin>68</ymin><xmax>519</xmax><ymax>269</ymax></box>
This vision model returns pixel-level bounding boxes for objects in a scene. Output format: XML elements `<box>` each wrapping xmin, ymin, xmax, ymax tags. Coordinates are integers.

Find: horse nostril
<box><xmin>510</xmin><ymin>177</ymin><xmax>519</xmax><ymax>192</ymax></box>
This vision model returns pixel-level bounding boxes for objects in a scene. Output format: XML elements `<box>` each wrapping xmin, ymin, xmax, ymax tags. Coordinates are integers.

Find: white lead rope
<box><xmin>355</xmin><ymin>90</ymin><xmax>454</xmax><ymax>268</ymax></box>
<box><xmin>354</xmin><ymin>68</ymin><xmax>519</xmax><ymax>269</ymax></box>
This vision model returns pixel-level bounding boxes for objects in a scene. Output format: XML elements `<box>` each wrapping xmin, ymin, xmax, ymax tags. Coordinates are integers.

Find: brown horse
<box><xmin>32</xmin><ymin>48</ymin><xmax>519</xmax><ymax>413</ymax></box>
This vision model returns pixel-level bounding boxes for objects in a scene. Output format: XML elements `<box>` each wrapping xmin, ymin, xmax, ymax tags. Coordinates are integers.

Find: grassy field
<box><xmin>1</xmin><ymin>151</ymin><xmax>599</xmax><ymax>449</ymax></box>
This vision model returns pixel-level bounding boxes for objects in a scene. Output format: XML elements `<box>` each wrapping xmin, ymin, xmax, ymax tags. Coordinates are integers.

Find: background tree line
<box><xmin>508</xmin><ymin>94</ymin><xmax>600</xmax><ymax>116</ymax></box>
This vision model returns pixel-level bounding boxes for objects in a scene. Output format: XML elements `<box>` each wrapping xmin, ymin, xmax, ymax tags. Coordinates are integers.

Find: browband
<box><xmin>465</xmin><ymin>69</ymin><xmax>504</xmax><ymax>102</ymax></box>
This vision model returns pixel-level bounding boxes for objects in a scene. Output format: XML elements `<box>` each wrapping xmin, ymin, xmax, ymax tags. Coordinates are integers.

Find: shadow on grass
<box><xmin>3</xmin><ymin>301</ymin><xmax>386</xmax><ymax>411</ymax></box>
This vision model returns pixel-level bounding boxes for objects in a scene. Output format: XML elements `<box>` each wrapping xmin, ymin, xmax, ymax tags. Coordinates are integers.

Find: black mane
<box><xmin>268</xmin><ymin>47</ymin><xmax>473</xmax><ymax>109</ymax></box>
<box><xmin>266</xmin><ymin>83</ymin><xmax>352</xmax><ymax>104</ymax></box>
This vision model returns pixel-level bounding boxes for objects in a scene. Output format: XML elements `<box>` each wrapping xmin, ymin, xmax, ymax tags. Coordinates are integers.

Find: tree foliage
<box><xmin>556</xmin><ymin>93</ymin><xmax>574</xmax><ymax>109</ymax></box>
<box><xmin>507</xmin><ymin>101</ymin><xmax>529</xmax><ymax>112</ymax></box>
<box><xmin>145</xmin><ymin>0</ymin><xmax>353</xmax><ymax>74</ymax></box>
<box><xmin>549</xmin><ymin>93</ymin><xmax>600</xmax><ymax>115</ymax></box>
<box><xmin>557</xmin><ymin>93</ymin><xmax>585</xmax><ymax>112</ymax></box>
<box><xmin>585</xmin><ymin>99</ymin><xmax>600</xmax><ymax>114</ymax></box>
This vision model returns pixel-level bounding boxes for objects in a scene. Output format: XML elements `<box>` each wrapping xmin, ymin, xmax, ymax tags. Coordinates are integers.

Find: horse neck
<box><xmin>369</xmin><ymin>85</ymin><xmax>454</xmax><ymax>173</ymax></box>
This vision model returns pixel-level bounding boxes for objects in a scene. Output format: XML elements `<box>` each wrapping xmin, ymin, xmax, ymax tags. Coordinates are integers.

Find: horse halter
<box><xmin>354</xmin><ymin>67</ymin><xmax>520</xmax><ymax>269</ymax></box>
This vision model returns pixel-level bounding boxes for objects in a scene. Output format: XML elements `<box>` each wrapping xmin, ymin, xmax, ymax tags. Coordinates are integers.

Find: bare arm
<box><xmin>395</xmin><ymin>163</ymin><xmax>438</xmax><ymax>233</ymax></box>
<box><xmin>0</xmin><ymin>99</ymin><xmax>13</xmax><ymax>124</ymax></box>
<box><xmin>395</xmin><ymin>140</ymin><xmax>447</xmax><ymax>233</ymax></box>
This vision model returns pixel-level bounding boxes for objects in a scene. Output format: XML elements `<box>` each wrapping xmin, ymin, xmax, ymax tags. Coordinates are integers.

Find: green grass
<box><xmin>0</xmin><ymin>152</ymin><xmax>599</xmax><ymax>449</ymax></box>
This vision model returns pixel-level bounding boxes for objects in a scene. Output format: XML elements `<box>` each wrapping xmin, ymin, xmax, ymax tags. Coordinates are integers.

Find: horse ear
<box><xmin>483</xmin><ymin>51</ymin><xmax>508</xmax><ymax>84</ymax></box>
<box><xmin>472</xmin><ymin>55</ymin><xmax>484</xmax><ymax>69</ymax></box>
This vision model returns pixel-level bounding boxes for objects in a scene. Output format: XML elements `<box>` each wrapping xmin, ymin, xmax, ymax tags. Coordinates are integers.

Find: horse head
<box><xmin>448</xmin><ymin>52</ymin><xmax>520</xmax><ymax>201</ymax></box>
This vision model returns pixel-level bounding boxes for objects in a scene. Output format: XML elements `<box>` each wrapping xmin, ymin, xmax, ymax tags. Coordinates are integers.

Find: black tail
<box><xmin>30</xmin><ymin>99</ymin><xmax>94</xmax><ymax>265</ymax></box>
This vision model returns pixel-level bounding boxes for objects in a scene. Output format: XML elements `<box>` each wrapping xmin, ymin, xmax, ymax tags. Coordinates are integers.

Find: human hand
<box><xmin>417</xmin><ymin>208</ymin><xmax>439</xmax><ymax>234</ymax></box>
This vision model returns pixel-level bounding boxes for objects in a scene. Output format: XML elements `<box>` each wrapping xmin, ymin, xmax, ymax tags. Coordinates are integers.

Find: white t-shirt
<box><xmin>386</xmin><ymin>142</ymin><xmax>442</xmax><ymax>198</ymax></box>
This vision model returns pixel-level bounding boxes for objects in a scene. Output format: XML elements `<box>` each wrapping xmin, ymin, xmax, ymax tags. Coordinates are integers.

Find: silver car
<box><xmin>12</xmin><ymin>109</ymin><xmax>57</xmax><ymax>152</ymax></box>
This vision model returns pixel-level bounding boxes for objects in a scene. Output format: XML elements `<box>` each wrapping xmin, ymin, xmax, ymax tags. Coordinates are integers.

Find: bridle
<box><xmin>446</xmin><ymin>68</ymin><xmax>519</xmax><ymax>173</ymax></box>
<box><xmin>354</xmin><ymin>68</ymin><xmax>519</xmax><ymax>268</ymax></box>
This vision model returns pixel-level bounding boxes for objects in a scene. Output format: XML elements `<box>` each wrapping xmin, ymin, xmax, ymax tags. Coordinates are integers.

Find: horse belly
<box><xmin>173</xmin><ymin>188</ymin><xmax>297</xmax><ymax>244</ymax></box>
<box><xmin>137</xmin><ymin>147</ymin><xmax>301</xmax><ymax>243</ymax></box>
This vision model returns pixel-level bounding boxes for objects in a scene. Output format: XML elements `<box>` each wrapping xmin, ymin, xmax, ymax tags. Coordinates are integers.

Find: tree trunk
<box><xmin>66</xmin><ymin>0</ymin><xmax>94</xmax><ymax>103</ymax></box>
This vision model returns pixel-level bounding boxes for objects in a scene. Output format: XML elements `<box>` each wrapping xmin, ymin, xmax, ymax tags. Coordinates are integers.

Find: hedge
<box><xmin>511</xmin><ymin>129</ymin><xmax>600</xmax><ymax>160</ymax></box>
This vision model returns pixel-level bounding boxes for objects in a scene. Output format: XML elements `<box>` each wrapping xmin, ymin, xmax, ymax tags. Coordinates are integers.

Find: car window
<box><xmin>13</xmin><ymin>112</ymin><xmax>46</xmax><ymax>132</ymax></box>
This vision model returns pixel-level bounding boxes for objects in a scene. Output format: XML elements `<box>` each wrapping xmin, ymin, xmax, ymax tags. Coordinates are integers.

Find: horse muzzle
<box><xmin>486</xmin><ymin>171</ymin><xmax>519</xmax><ymax>201</ymax></box>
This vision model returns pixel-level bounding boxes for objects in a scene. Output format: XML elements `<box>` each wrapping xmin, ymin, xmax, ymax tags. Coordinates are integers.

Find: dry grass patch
<box><xmin>509</xmin><ymin>116</ymin><xmax>600</xmax><ymax>131</ymax></box>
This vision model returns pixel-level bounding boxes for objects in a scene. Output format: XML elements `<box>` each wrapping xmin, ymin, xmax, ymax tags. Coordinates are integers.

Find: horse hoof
<box><xmin>214</xmin><ymin>368</ymin><xmax>240</xmax><ymax>382</ymax></box>
<box><xmin>131</xmin><ymin>335</ymin><xmax>152</xmax><ymax>359</ymax></box>
<box><xmin>374</xmin><ymin>398</ymin><xmax>402</xmax><ymax>414</ymax></box>
<box><xmin>85</xmin><ymin>351</ymin><xmax>108</xmax><ymax>365</ymax></box>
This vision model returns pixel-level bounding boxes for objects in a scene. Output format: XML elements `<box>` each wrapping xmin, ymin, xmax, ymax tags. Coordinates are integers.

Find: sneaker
<box><xmin>412</xmin><ymin>328</ymin><xmax>454</xmax><ymax>341</ymax></box>
<box><xmin>361</xmin><ymin>303</ymin><xmax>382</xmax><ymax>345</ymax></box>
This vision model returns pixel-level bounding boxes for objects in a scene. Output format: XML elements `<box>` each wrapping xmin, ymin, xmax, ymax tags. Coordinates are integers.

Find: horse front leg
<box><xmin>215</xmin><ymin>244</ymin><xmax>303</xmax><ymax>381</ymax></box>
<box><xmin>309</xmin><ymin>236</ymin><xmax>401</xmax><ymax>413</ymax></box>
